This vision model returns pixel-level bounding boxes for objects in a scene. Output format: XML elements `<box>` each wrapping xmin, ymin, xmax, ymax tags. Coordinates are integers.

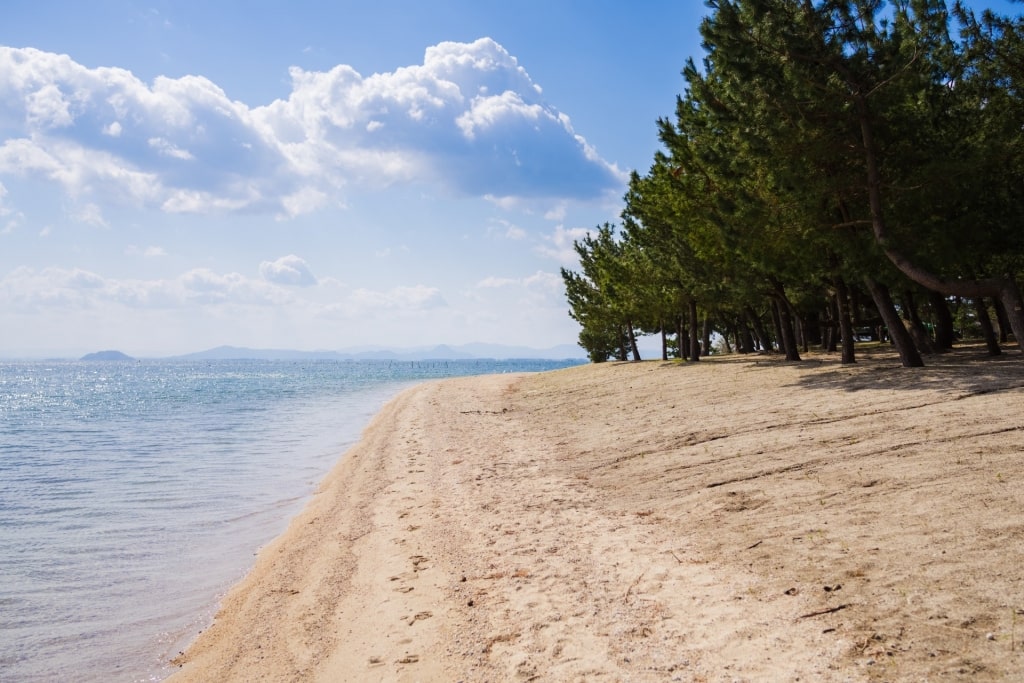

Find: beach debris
<box><xmin>798</xmin><ymin>603</ymin><xmax>851</xmax><ymax>619</ymax></box>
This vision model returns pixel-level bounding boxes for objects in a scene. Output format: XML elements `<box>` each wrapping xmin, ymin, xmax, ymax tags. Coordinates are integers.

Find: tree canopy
<box><xmin>562</xmin><ymin>0</ymin><xmax>1024</xmax><ymax>365</ymax></box>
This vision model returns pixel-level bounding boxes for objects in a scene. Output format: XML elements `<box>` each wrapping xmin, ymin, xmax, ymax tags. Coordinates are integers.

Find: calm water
<box><xmin>0</xmin><ymin>358</ymin><xmax>580</xmax><ymax>682</ymax></box>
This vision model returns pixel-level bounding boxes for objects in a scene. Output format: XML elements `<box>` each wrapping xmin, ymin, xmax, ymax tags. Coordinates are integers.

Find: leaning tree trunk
<box><xmin>661</xmin><ymin>326</ymin><xmax>668</xmax><ymax>361</ymax></box>
<box><xmin>626</xmin><ymin>320</ymin><xmax>641</xmax><ymax>362</ymax></box>
<box><xmin>855</xmin><ymin>93</ymin><xmax>1024</xmax><ymax>353</ymax></box>
<box><xmin>864</xmin><ymin>277</ymin><xmax>924</xmax><ymax>367</ymax></box>
<box><xmin>835</xmin><ymin>275</ymin><xmax>856</xmax><ymax>364</ymax></box>
<box><xmin>901</xmin><ymin>290</ymin><xmax>938</xmax><ymax>355</ymax></box>
<box><xmin>975</xmin><ymin>298</ymin><xmax>1002</xmax><ymax>356</ymax></box>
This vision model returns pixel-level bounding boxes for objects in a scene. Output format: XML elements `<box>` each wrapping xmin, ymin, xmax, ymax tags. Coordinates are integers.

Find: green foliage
<box><xmin>563</xmin><ymin>0</ymin><xmax>1024</xmax><ymax>360</ymax></box>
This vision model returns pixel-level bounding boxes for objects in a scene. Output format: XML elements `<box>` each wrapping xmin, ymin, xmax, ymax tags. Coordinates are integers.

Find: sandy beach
<box><xmin>168</xmin><ymin>346</ymin><xmax>1024</xmax><ymax>682</ymax></box>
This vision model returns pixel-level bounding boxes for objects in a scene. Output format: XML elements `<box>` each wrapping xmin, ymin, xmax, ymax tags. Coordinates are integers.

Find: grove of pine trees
<box><xmin>562</xmin><ymin>0</ymin><xmax>1024</xmax><ymax>366</ymax></box>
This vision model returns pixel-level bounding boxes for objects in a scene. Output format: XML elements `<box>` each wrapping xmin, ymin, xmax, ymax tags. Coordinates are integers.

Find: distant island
<box><xmin>80</xmin><ymin>350</ymin><xmax>135</xmax><ymax>361</ymax></box>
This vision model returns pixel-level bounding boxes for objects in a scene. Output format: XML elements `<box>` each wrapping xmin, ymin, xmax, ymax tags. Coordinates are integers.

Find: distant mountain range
<box><xmin>168</xmin><ymin>343</ymin><xmax>587</xmax><ymax>361</ymax></box>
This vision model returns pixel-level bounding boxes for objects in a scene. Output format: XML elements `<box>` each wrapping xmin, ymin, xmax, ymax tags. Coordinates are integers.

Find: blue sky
<box><xmin>0</xmin><ymin>1</ymin><xmax>1016</xmax><ymax>357</ymax></box>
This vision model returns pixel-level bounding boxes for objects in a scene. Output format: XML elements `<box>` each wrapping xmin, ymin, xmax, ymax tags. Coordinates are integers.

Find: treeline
<box><xmin>562</xmin><ymin>0</ymin><xmax>1024</xmax><ymax>366</ymax></box>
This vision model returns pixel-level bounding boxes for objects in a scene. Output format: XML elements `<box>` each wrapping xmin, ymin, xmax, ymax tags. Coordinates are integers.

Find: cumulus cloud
<box><xmin>258</xmin><ymin>254</ymin><xmax>317</xmax><ymax>287</ymax></box>
<box><xmin>0</xmin><ymin>39</ymin><xmax>623</xmax><ymax>218</ymax></box>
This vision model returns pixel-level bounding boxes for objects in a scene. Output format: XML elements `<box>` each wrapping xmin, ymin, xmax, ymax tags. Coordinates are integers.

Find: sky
<box><xmin>0</xmin><ymin>1</ymin><xmax>1017</xmax><ymax>357</ymax></box>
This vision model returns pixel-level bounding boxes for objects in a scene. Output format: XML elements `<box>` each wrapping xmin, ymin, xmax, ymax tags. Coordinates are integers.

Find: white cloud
<box><xmin>279</xmin><ymin>186</ymin><xmax>329</xmax><ymax>219</ymax></box>
<box><xmin>487</xmin><ymin>217</ymin><xmax>526</xmax><ymax>240</ymax></box>
<box><xmin>0</xmin><ymin>183</ymin><xmax>24</xmax><ymax>234</ymax></box>
<box><xmin>536</xmin><ymin>224</ymin><xmax>591</xmax><ymax>263</ymax></box>
<box><xmin>25</xmin><ymin>84</ymin><xmax>73</xmax><ymax>128</ymax></box>
<box><xmin>258</xmin><ymin>254</ymin><xmax>317</xmax><ymax>287</ymax></box>
<box><xmin>0</xmin><ymin>263</ymin><xmax>297</xmax><ymax>312</ymax></box>
<box><xmin>0</xmin><ymin>39</ymin><xmax>622</xmax><ymax>219</ymax></box>
<box><xmin>478</xmin><ymin>276</ymin><xmax>517</xmax><ymax>288</ymax></box>
<box><xmin>348</xmin><ymin>284</ymin><xmax>445</xmax><ymax>311</ymax></box>
<box><xmin>523</xmin><ymin>270</ymin><xmax>563</xmax><ymax>291</ymax></box>
<box><xmin>544</xmin><ymin>203</ymin><xmax>567</xmax><ymax>221</ymax></box>
<box><xmin>477</xmin><ymin>270</ymin><xmax>562</xmax><ymax>291</ymax></box>
<box><xmin>74</xmin><ymin>202</ymin><xmax>108</xmax><ymax>227</ymax></box>
<box><xmin>148</xmin><ymin>136</ymin><xmax>194</xmax><ymax>160</ymax></box>
<box><xmin>125</xmin><ymin>245</ymin><xmax>167</xmax><ymax>257</ymax></box>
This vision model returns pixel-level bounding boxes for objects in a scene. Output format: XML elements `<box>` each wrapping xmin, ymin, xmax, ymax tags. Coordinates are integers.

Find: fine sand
<box><xmin>168</xmin><ymin>346</ymin><xmax>1024</xmax><ymax>682</ymax></box>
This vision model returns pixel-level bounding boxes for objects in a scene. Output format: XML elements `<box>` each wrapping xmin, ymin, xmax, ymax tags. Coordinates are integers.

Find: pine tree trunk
<box><xmin>975</xmin><ymin>298</ymin><xmax>1002</xmax><ymax>356</ymax></box>
<box><xmin>998</xmin><ymin>281</ymin><xmax>1024</xmax><ymax>351</ymax></box>
<box><xmin>902</xmin><ymin>290</ymin><xmax>938</xmax><ymax>355</ymax></box>
<box><xmin>770</xmin><ymin>302</ymin><xmax>784</xmax><ymax>355</ymax></box>
<box><xmin>677</xmin><ymin>315</ymin><xmax>685</xmax><ymax>359</ymax></box>
<box><xmin>928</xmin><ymin>291</ymin><xmax>955</xmax><ymax>350</ymax></box>
<box><xmin>740</xmin><ymin>322</ymin><xmax>756</xmax><ymax>354</ymax></box>
<box><xmin>771</xmin><ymin>282</ymin><xmax>802</xmax><ymax>361</ymax></box>
<box><xmin>835</xmin><ymin>276</ymin><xmax>856</xmax><ymax>364</ymax></box>
<box><xmin>688</xmin><ymin>298</ymin><xmax>700</xmax><ymax>362</ymax></box>
<box><xmin>702</xmin><ymin>314</ymin><xmax>712</xmax><ymax>357</ymax></box>
<box><xmin>994</xmin><ymin>298</ymin><xmax>1011</xmax><ymax>343</ymax></box>
<box><xmin>626</xmin><ymin>320</ymin><xmax>641</xmax><ymax>361</ymax></box>
<box><xmin>745</xmin><ymin>306</ymin><xmax>772</xmax><ymax>352</ymax></box>
<box><xmin>773</xmin><ymin>299</ymin><xmax>802</xmax><ymax>361</ymax></box>
<box><xmin>864</xmin><ymin>277</ymin><xmax>924</xmax><ymax>367</ymax></box>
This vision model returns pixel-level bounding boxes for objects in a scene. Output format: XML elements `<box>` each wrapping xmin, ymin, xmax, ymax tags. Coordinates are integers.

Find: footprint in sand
<box><xmin>407</xmin><ymin>611</ymin><xmax>433</xmax><ymax>625</ymax></box>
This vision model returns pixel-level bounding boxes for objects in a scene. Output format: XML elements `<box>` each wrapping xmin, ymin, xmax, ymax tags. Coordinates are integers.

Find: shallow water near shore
<box><xmin>0</xmin><ymin>357</ymin><xmax>580</xmax><ymax>682</ymax></box>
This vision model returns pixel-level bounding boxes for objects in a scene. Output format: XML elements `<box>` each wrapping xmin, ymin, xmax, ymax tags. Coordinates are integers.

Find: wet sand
<box><xmin>168</xmin><ymin>346</ymin><xmax>1024</xmax><ymax>681</ymax></box>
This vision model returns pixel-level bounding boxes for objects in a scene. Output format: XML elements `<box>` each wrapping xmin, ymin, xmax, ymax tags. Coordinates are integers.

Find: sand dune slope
<box><xmin>169</xmin><ymin>347</ymin><xmax>1024</xmax><ymax>682</ymax></box>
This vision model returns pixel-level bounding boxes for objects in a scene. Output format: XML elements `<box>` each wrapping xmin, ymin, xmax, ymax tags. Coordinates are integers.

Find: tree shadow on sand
<box><xmin>780</xmin><ymin>344</ymin><xmax>1024</xmax><ymax>395</ymax></box>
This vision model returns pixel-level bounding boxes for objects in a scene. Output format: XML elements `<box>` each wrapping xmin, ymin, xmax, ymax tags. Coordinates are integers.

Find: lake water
<box><xmin>0</xmin><ymin>358</ymin><xmax>580</xmax><ymax>682</ymax></box>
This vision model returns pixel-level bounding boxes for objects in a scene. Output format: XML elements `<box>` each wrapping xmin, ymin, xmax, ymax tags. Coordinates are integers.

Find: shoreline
<box><xmin>168</xmin><ymin>348</ymin><xmax>1024</xmax><ymax>681</ymax></box>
